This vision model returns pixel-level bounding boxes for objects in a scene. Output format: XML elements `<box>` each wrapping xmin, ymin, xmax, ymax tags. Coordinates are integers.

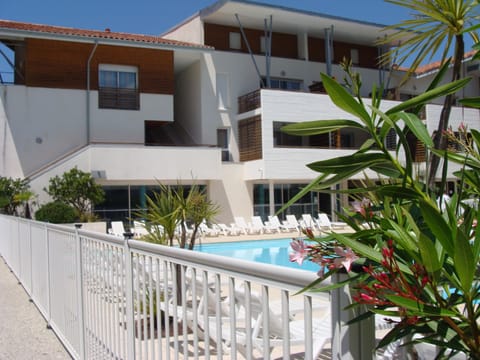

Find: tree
<box><xmin>379</xmin><ymin>0</ymin><xmax>479</xmax><ymax>189</ymax></box>
<box><xmin>138</xmin><ymin>182</ymin><xmax>219</xmax><ymax>249</ymax></box>
<box><xmin>45</xmin><ymin>167</ymin><xmax>105</xmax><ymax>221</ymax></box>
<box><xmin>0</xmin><ymin>177</ymin><xmax>34</xmax><ymax>217</ymax></box>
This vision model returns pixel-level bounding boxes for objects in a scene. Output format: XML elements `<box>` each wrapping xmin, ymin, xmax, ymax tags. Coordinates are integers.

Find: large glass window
<box><xmin>253</xmin><ymin>183</ymin><xmax>328</xmax><ymax>222</ymax></box>
<box><xmin>98</xmin><ymin>64</ymin><xmax>139</xmax><ymax>110</ymax></box>
<box><xmin>94</xmin><ymin>184</ymin><xmax>205</xmax><ymax>224</ymax></box>
<box><xmin>253</xmin><ymin>184</ymin><xmax>270</xmax><ymax>220</ymax></box>
<box><xmin>217</xmin><ymin>128</ymin><xmax>231</xmax><ymax>162</ymax></box>
<box><xmin>229</xmin><ymin>32</ymin><xmax>241</xmax><ymax>50</ymax></box>
<box><xmin>262</xmin><ymin>77</ymin><xmax>302</xmax><ymax>91</ymax></box>
<box><xmin>273</xmin><ymin>122</ymin><xmax>330</xmax><ymax>148</ymax></box>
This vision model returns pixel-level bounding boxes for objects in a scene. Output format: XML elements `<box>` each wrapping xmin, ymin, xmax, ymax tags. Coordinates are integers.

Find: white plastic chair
<box><xmin>267</xmin><ymin>215</ymin><xmax>294</xmax><ymax>232</ymax></box>
<box><xmin>109</xmin><ymin>221</ymin><xmax>126</xmax><ymax>237</ymax></box>
<box><xmin>285</xmin><ymin>215</ymin><xmax>301</xmax><ymax>232</ymax></box>
<box><xmin>317</xmin><ymin>213</ymin><xmax>348</xmax><ymax>231</ymax></box>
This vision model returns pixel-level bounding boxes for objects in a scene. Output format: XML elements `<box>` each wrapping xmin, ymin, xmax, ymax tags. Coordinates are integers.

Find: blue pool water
<box><xmin>194</xmin><ymin>238</ymin><xmax>320</xmax><ymax>272</ymax></box>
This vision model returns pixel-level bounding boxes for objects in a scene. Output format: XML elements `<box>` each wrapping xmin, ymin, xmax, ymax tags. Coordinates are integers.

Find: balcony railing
<box><xmin>0</xmin><ymin>215</ymin><xmax>392</xmax><ymax>359</ymax></box>
<box><xmin>99</xmin><ymin>87</ymin><xmax>140</xmax><ymax>110</ymax></box>
<box><xmin>238</xmin><ymin>89</ymin><xmax>261</xmax><ymax>114</ymax></box>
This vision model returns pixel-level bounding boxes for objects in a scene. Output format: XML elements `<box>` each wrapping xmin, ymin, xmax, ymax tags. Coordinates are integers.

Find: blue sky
<box><xmin>3</xmin><ymin>0</ymin><xmax>409</xmax><ymax>35</ymax></box>
<box><xmin>2</xmin><ymin>0</ymin><xmax>474</xmax><ymax>77</ymax></box>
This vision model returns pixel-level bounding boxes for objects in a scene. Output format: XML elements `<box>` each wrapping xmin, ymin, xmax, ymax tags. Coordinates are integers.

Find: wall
<box><xmin>24</xmin><ymin>39</ymin><xmax>174</xmax><ymax>94</ymax></box>
<box><xmin>259</xmin><ymin>90</ymin><xmax>402</xmax><ymax>180</ymax></box>
<box><xmin>0</xmin><ymin>86</ymin><xmax>23</xmax><ymax>177</ymax></box>
<box><xmin>204</xmin><ymin>23</ymin><xmax>298</xmax><ymax>59</ymax></box>
<box><xmin>210</xmin><ymin>163</ymin><xmax>253</xmax><ymax>223</ymax></box>
<box><xmin>3</xmin><ymin>85</ymin><xmax>173</xmax><ymax>176</ymax></box>
<box><xmin>175</xmin><ymin>61</ymin><xmax>203</xmax><ymax>144</ymax></box>
<box><xmin>162</xmin><ymin>16</ymin><xmax>204</xmax><ymax>45</ymax></box>
<box><xmin>3</xmin><ymin>86</ymin><xmax>87</xmax><ymax>176</ymax></box>
<box><xmin>89</xmin><ymin>91</ymin><xmax>173</xmax><ymax>143</ymax></box>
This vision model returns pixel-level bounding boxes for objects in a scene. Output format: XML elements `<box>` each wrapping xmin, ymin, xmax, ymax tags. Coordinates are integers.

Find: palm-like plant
<box><xmin>379</xmin><ymin>0</ymin><xmax>480</xmax><ymax>189</ymax></box>
<box><xmin>138</xmin><ymin>182</ymin><xmax>219</xmax><ymax>249</ymax></box>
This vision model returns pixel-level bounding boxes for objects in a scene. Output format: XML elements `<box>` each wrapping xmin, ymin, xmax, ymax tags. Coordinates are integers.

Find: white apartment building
<box><xmin>0</xmin><ymin>0</ymin><xmax>478</xmax><ymax>225</ymax></box>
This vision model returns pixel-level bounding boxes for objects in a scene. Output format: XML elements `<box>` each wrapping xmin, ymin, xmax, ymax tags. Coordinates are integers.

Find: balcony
<box><xmin>98</xmin><ymin>87</ymin><xmax>140</xmax><ymax>110</ymax></box>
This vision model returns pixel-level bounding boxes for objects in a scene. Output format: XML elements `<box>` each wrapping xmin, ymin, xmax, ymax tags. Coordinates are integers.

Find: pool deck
<box><xmin>198</xmin><ymin>226</ymin><xmax>352</xmax><ymax>244</ymax></box>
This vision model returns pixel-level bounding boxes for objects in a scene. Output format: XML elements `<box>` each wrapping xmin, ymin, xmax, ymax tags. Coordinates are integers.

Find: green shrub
<box><xmin>35</xmin><ymin>201</ymin><xmax>77</xmax><ymax>223</ymax></box>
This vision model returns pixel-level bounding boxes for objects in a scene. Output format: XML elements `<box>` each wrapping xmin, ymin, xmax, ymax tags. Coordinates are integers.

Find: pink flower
<box><xmin>351</xmin><ymin>198</ymin><xmax>372</xmax><ymax>218</ymax></box>
<box><xmin>333</xmin><ymin>246</ymin><xmax>359</xmax><ymax>272</ymax></box>
<box><xmin>289</xmin><ymin>239</ymin><xmax>309</xmax><ymax>265</ymax></box>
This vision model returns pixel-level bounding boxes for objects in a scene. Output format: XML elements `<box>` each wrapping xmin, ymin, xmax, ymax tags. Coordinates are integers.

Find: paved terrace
<box><xmin>0</xmin><ymin>258</ymin><xmax>72</xmax><ymax>359</ymax></box>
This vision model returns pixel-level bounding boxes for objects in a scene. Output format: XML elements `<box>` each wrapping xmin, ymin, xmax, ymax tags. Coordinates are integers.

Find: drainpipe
<box><xmin>86</xmin><ymin>41</ymin><xmax>98</xmax><ymax>144</ymax></box>
<box><xmin>324</xmin><ymin>26</ymin><xmax>334</xmax><ymax>77</ymax></box>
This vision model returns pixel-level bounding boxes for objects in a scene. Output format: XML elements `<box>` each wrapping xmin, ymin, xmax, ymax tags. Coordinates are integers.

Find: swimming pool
<box><xmin>194</xmin><ymin>238</ymin><xmax>320</xmax><ymax>272</ymax></box>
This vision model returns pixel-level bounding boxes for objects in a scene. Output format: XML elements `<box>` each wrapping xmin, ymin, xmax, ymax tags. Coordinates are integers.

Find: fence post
<box><xmin>74</xmin><ymin>224</ymin><xmax>86</xmax><ymax>359</ymax></box>
<box><xmin>331</xmin><ymin>272</ymin><xmax>376</xmax><ymax>360</ymax></box>
<box><xmin>124</xmin><ymin>235</ymin><xmax>135</xmax><ymax>359</ymax></box>
<box><xmin>28</xmin><ymin>220</ymin><xmax>33</xmax><ymax>299</ymax></box>
<box><xmin>45</xmin><ymin>223</ymin><xmax>52</xmax><ymax>328</ymax></box>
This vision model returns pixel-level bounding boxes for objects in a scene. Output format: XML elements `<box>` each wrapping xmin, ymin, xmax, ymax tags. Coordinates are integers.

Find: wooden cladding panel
<box><xmin>308</xmin><ymin>37</ymin><xmax>326</xmax><ymax>62</ymax></box>
<box><xmin>205</xmin><ymin>23</ymin><xmax>298</xmax><ymax>59</ymax></box>
<box><xmin>333</xmin><ymin>41</ymin><xmax>379</xmax><ymax>68</ymax></box>
<box><xmin>92</xmin><ymin>45</ymin><xmax>174</xmax><ymax>94</ymax></box>
<box><xmin>25</xmin><ymin>39</ymin><xmax>91</xmax><ymax>89</ymax></box>
<box><xmin>24</xmin><ymin>38</ymin><xmax>174</xmax><ymax>94</ymax></box>
<box><xmin>239</xmin><ymin>115</ymin><xmax>262</xmax><ymax>162</ymax></box>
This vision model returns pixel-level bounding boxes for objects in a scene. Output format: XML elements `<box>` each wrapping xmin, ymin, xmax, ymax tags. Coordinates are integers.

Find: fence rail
<box><xmin>0</xmin><ymin>215</ymin><xmax>381</xmax><ymax>359</ymax></box>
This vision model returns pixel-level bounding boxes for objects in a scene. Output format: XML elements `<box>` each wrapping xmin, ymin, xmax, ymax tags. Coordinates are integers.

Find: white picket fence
<box><xmin>0</xmin><ymin>215</ymin><xmax>381</xmax><ymax>359</ymax></box>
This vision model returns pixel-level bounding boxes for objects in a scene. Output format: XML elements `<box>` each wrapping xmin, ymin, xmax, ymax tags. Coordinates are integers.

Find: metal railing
<box><xmin>0</xmin><ymin>215</ymin><xmax>380</xmax><ymax>359</ymax></box>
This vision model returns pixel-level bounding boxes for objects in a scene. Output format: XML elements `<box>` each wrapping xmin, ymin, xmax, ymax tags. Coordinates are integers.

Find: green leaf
<box><xmin>359</xmin><ymin>138</ymin><xmax>376</xmax><ymax>152</ymax></box>
<box><xmin>281</xmin><ymin>119</ymin><xmax>365</xmax><ymax>136</ymax></box>
<box><xmin>471</xmin><ymin>129</ymin><xmax>480</xmax><ymax>150</ymax></box>
<box><xmin>277</xmin><ymin>174</ymin><xmax>327</xmax><ymax>214</ymax></box>
<box><xmin>320</xmin><ymin>73</ymin><xmax>371</xmax><ymax>124</ymax></box>
<box><xmin>330</xmin><ymin>232</ymin><xmax>384</xmax><ymax>264</ymax></box>
<box><xmin>376</xmin><ymin>185</ymin><xmax>420</xmax><ymax>200</ymax></box>
<box><xmin>394</xmin><ymin>112</ymin><xmax>434</xmax><ymax>147</ymax></box>
<box><xmin>385</xmin><ymin>295</ymin><xmax>456</xmax><ymax>317</ymax></box>
<box><xmin>370</xmin><ymin>162</ymin><xmax>402</xmax><ymax>178</ymax></box>
<box><xmin>307</xmin><ymin>152</ymin><xmax>389</xmax><ymax>174</ymax></box>
<box><xmin>435</xmin><ymin>150</ymin><xmax>480</xmax><ymax>170</ymax></box>
<box><xmin>459</xmin><ymin>97</ymin><xmax>480</xmax><ymax>108</ymax></box>
<box><xmin>454</xmin><ymin>229</ymin><xmax>475</xmax><ymax>292</ymax></box>
<box><xmin>419</xmin><ymin>200</ymin><xmax>454</xmax><ymax>255</ymax></box>
<box><xmin>384</xmin><ymin>221</ymin><xmax>419</xmax><ymax>254</ymax></box>
<box><xmin>417</xmin><ymin>233</ymin><xmax>442</xmax><ymax>274</ymax></box>
<box><xmin>386</xmin><ymin>78</ymin><xmax>471</xmax><ymax>116</ymax></box>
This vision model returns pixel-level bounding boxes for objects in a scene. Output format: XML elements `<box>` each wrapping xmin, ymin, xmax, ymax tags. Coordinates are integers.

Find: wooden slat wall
<box><xmin>239</xmin><ymin>115</ymin><xmax>262</xmax><ymax>161</ymax></box>
<box><xmin>24</xmin><ymin>38</ymin><xmax>174</xmax><ymax>94</ymax></box>
<box><xmin>333</xmin><ymin>40</ymin><xmax>379</xmax><ymax>69</ymax></box>
<box><xmin>204</xmin><ymin>23</ymin><xmax>298</xmax><ymax>59</ymax></box>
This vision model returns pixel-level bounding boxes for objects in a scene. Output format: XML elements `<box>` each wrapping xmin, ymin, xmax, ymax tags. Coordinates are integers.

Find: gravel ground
<box><xmin>0</xmin><ymin>258</ymin><xmax>72</xmax><ymax>360</ymax></box>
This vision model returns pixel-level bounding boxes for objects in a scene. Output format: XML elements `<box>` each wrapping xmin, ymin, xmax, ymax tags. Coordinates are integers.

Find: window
<box><xmin>350</xmin><ymin>48</ymin><xmax>359</xmax><ymax>65</ymax></box>
<box><xmin>261</xmin><ymin>77</ymin><xmax>302</xmax><ymax>91</ymax></box>
<box><xmin>217</xmin><ymin>128</ymin><xmax>231</xmax><ymax>161</ymax></box>
<box><xmin>273</xmin><ymin>121</ymin><xmax>329</xmax><ymax>148</ymax></box>
<box><xmin>229</xmin><ymin>32</ymin><xmax>241</xmax><ymax>50</ymax></box>
<box><xmin>260</xmin><ymin>36</ymin><xmax>267</xmax><ymax>54</ymax></box>
<box><xmin>98</xmin><ymin>64</ymin><xmax>139</xmax><ymax>110</ymax></box>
